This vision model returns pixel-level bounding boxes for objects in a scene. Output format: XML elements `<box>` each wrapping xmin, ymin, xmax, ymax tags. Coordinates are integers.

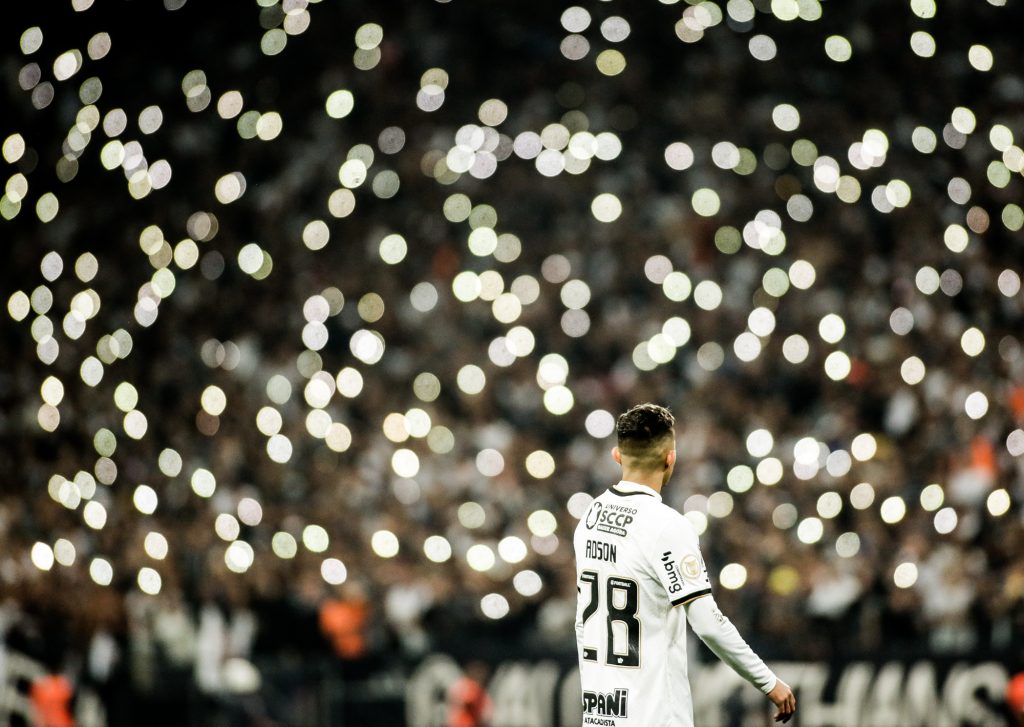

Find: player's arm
<box><xmin>649</xmin><ymin>515</ymin><xmax>795</xmax><ymax>723</ymax></box>
<box><xmin>684</xmin><ymin>594</ymin><xmax>796</xmax><ymax>723</ymax></box>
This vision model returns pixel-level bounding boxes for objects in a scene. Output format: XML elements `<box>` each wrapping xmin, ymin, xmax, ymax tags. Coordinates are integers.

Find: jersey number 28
<box><xmin>579</xmin><ymin>570</ymin><xmax>641</xmax><ymax>668</ymax></box>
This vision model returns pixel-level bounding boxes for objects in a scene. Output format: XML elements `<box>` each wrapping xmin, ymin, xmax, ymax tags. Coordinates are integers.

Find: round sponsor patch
<box><xmin>681</xmin><ymin>554</ymin><xmax>701</xmax><ymax>579</ymax></box>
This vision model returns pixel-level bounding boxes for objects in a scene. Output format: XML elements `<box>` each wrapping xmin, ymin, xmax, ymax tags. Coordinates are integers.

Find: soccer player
<box><xmin>574</xmin><ymin>403</ymin><xmax>796</xmax><ymax>726</ymax></box>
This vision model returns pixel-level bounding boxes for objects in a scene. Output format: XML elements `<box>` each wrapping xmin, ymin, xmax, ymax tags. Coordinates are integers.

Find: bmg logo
<box><xmin>661</xmin><ymin>551</ymin><xmax>682</xmax><ymax>594</ymax></box>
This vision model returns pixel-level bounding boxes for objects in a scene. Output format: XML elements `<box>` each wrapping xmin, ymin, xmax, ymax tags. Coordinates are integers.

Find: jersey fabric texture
<box><xmin>573</xmin><ymin>480</ymin><xmax>713</xmax><ymax>727</ymax></box>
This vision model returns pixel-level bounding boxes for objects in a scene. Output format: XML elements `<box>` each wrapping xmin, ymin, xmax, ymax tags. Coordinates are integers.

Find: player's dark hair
<box><xmin>616</xmin><ymin>403</ymin><xmax>675</xmax><ymax>469</ymax></box>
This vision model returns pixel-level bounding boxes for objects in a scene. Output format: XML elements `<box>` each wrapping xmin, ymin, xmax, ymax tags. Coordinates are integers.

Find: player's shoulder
<box><xmin>617</xmin><ymin>492</ymin><xmax>694</xmax><ymax>536</ymax></box>
<box><xmin>651</xmin><ymin>499</ymin><xmax>694</xmax><ymax>532</ymax></box>
<box><xmin>630</xmin><ymin>499</ymin><xmax>699</xmax><ymax>549</ymax></box>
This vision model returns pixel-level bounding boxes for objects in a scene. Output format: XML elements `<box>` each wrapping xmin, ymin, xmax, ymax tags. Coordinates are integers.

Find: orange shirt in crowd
<box><xmin>1008</xmin><ymin>385</ymin><xmax>1024</xmax><ymax>421</ymax></box>
<box><xmin>30</xmin><ymin>674</ymin><xmax>75</xmax><ymax>727</ymax></box>
<box><xmin>319</xmin><ymin>598</ymin><xmax>369</xmax><ymax>659</ymax></box>
<box><xmin>970</xmin><ymin>435</ymin><xmax>996</xmax><ymax>476</ymax></box>
<box><xmin>448</xmin><ymin>675</ymin><xmax>493</xmax><ymax>727</ymax></box>
<box><xmin>1008</xmin><ymin>672</ymin><xmax>1024</xmax><ymax>726</ymax></box>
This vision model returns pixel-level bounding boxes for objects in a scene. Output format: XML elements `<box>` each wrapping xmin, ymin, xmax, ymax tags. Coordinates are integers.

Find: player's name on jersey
<box><xmin>583</xmin><ymin>502</ymin><xmax>637</xmax><ymax>537</ymax></box>
<box><xmin>584</xmin><ymin>539</ymin><xmax>617</xmax><ymax>563</ymax></box>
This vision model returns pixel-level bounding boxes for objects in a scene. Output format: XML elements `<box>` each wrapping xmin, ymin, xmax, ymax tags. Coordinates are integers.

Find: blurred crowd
<box><xmin>2</xmin><ymin>0</ymin><xmax>1024</xmax><ymax>721</ymax></box>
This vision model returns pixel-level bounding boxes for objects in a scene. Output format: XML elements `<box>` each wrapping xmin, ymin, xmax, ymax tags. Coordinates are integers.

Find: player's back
<box><xmin>573</xmin><ymin>481</ymin><xmax>709</xmax><ymax>727</ymax></box>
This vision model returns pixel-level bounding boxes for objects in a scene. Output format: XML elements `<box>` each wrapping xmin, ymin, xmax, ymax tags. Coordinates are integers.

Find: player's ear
<box><xmin>611</xmin><ymin>446</ymin><xmax>622</xmax><ymax>465</ymax></box>
<box><xmin>665</xmin><ymin>449</ymin><xmax>676</xmax><ymax>469</ymax></box>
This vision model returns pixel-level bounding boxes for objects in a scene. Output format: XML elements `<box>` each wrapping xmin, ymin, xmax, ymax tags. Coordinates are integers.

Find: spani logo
<box><xmin>585</xmin><ymin>502</ymin><xmax>603</xmax><ymax>529</ymax></box>
<box><xmin>583</xmin><ymin>688</ymin><xmax>629</xmax><ymax>717</ymax></box>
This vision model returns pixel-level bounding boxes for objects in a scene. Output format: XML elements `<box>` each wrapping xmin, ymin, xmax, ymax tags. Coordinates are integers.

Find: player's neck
<box><xmin>619</xmin><ymin>469</ymin><xmax>666</xmax><ymax>493</ymax></box>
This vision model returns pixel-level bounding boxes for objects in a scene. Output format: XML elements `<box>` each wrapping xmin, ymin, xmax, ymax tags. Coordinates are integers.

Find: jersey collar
<box><xmin>610</xmin><ymin>480</ymin><xmax>662</xmax><ymax>501</ymax></box>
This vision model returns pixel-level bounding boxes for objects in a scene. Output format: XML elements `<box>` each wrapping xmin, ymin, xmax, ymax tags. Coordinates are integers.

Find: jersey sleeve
<box><xmin>685</xmin><ymin>595</ymin><xmax>777</xmax><ymax>694</ymax></box>
<box><xmin>650</xmin><ymin>511</ymin><xmax>712</xmax><ymax>606</ymax></box>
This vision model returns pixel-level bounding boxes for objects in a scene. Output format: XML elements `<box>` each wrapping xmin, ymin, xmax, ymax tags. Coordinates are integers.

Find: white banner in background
<box><xmin>407</xmin><ymin>655</ymin><xmax>1012</xmax><ymax>727</ymax></box>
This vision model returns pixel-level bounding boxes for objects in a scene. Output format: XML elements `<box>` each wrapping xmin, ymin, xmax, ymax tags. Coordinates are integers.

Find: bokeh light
<box><xmin>2</xmin><ymin>5</ymin><xmax>1021</xmax><ymax>718</ymax></box>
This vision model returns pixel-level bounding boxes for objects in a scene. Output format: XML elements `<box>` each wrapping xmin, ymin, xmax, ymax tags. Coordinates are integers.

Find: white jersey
<box><xmin>573</xmin><ymin>480</ymin><xmax>712</xmax><ymax>727</ymax></box>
